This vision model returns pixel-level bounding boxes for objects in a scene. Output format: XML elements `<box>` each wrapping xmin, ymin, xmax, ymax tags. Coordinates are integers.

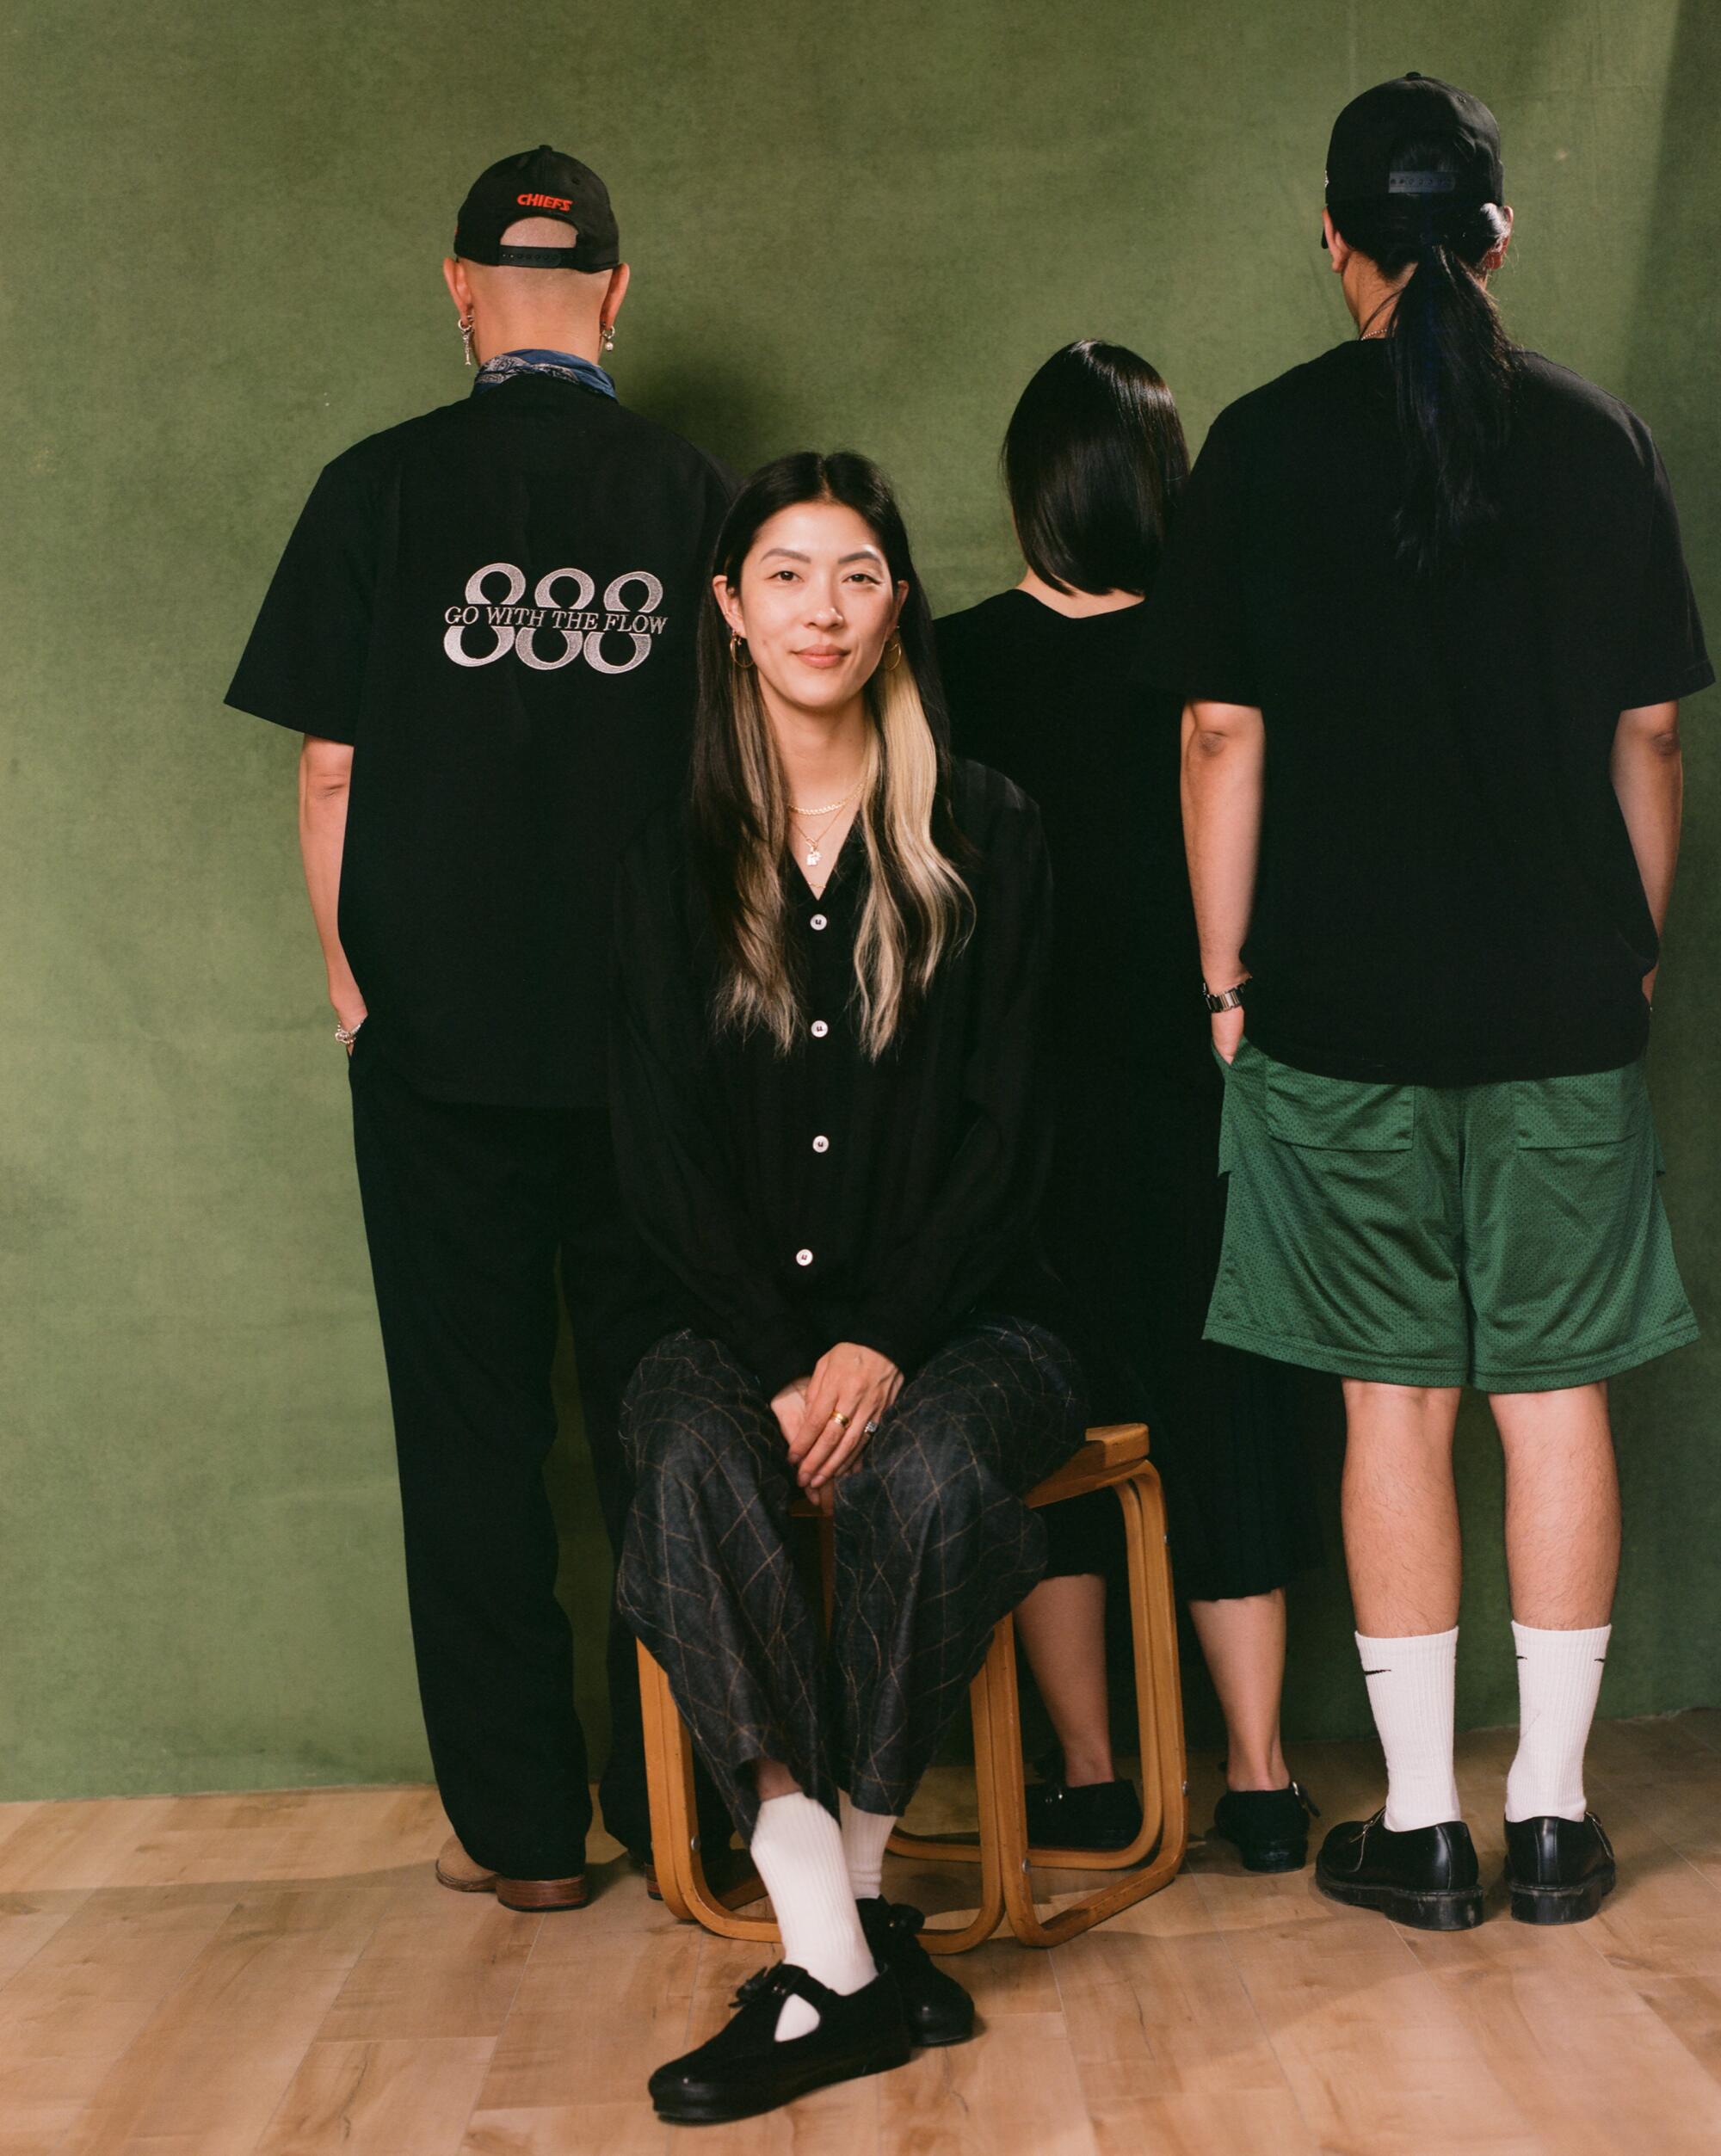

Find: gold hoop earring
<box><xmin>460</xmin><ymin>312</ymin><xmax>477</xmax><ymax>368</ymax></box>
<box><xmin>884</xmin><ymin>637</ymin><xmax>904</xmax><ymax>672</ymax></box>
<box><xmin>729</xmin><ymin>631</ymin><xmax>754</xmax><ymax>670</ymax></box>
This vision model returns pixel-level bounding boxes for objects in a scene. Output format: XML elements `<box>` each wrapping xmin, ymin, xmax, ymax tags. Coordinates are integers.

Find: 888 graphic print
<box><xmin>443</xmin><ymin>562</ymin><xmax>668</xmax><ymax>674</ymax></box>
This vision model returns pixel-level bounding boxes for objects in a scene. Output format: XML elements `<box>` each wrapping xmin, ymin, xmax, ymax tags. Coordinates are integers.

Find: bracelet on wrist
<box><xmin>1201</xmin><ymin>978</ymin><xmax>1248</xmax><ymax>1014</ymax></box>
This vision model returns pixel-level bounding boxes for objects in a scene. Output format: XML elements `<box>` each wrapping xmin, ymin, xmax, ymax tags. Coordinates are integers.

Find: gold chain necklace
<box><xmin>788</xmin><ymin>778</ymin><xmax>864</xmax><ymax>868</ymax></box>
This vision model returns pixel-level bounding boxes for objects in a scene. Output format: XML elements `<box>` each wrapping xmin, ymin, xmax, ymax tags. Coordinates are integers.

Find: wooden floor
<box><xmin>3</xmin><ymin>1713</ymin><xmax>1719</xmax><ymax>2154</ymax></box>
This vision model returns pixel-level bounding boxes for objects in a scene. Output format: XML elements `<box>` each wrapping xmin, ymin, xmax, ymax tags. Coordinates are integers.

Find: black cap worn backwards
<box><xmin>1325</xmin><ymin>71</ymin><xmax>1503</xmax><ymax>225</ymax></box>
<box><xmin>453</xmin><ymin>145</ymin><xmax>620</xmax><ymax>270</ymax></box>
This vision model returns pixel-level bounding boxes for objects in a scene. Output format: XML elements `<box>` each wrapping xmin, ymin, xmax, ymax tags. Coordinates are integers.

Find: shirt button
<box><xmin>811</xmin><ymin>1019</ymin><xmax>830</xmax><ymax>1038</ymax></box>
<box><xmin>811</xmin><ymin>914</ymin><xmax>827</xmax><ymax>931</ymax></box>
<box><xmin>812</xmin><ymin>1135</ymin><xmax>830</xmax><ymax>1153</ymax></box>
<box><xmin>795</xmin><ymin>1247</ymin><xmax>814</xmax><ymax>1267</ymax></box>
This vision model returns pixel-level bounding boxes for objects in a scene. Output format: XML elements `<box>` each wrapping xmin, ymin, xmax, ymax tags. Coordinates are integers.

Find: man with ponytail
<box><xmin>1155</xmin><ymin>75</ymin><xmax>1709</xmax><ymax>1931</ymax></box>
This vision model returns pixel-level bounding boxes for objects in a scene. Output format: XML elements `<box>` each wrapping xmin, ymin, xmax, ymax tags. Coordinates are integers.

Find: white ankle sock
<box><xmin>838</xmin><ymin>1794</ymin><xmax>898</xmax><ymax>1902</ymax></box>
<box><xmin>1505</xmin><ymin>1620</ymin><xmax>1610</xmax><ymax>1823</ymax></box>
<box><xmin>748</xmin><ymin>1792</ymin><xmax>877</xmax><ymax>2040</ymax></box>
<box><xmin>1355</xmin><ymin>1626</ymin><xmax>1462</xmax><ymax>1832</ymax></box>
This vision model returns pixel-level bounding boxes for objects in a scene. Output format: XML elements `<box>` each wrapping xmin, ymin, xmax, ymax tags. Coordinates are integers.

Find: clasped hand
<box><xmin>772</xmin><ymin>1342</ymin><xmax>904</xmax><ymax>1513</ymax></box>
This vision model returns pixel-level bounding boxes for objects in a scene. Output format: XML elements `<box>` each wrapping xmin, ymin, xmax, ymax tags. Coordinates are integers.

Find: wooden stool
<box><xmin>637</xmin><ymin>1421</ymin><xmax>1187</xmax><ymax>1954</ymax></box>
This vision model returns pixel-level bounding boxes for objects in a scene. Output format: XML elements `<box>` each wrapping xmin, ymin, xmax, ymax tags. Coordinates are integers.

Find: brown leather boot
<box><xmin>435</xmin><ymin>1833</ymin><xmax>589</xmax><ymax>1912</ymax></box>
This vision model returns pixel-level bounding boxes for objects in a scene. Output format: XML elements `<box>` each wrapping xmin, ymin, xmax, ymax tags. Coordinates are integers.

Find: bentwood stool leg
<box><xmin>636</xmin><ymin>1642</ymin><xmax>777</xmax><ymax>1943</ymax></box>
<box><xmin>992</xmin><ymin>1466</ymin><xmax>1188</xmax><ymax>1945</ymax></box>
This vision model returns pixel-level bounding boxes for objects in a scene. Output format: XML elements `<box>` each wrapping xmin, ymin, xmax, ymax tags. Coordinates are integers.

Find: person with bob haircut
<box><xmin>1156</xmin><ymin>74</ymin><xmax>1707</xmax><ymax>1931</ymax></box>
<box><xmin>938</xmin><ymin>341</ymin><xmax>1337</xmax><ymax>1875</ymax></box>
<box><xmin>608</xmin><ymin>449</ymin><xmax>1087</xmax><ymax>2123</ymax></box>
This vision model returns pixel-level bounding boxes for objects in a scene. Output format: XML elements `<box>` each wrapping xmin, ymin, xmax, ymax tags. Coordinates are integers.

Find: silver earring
<box><xmin>460</xmin><ymin>312</ymin><xmax>477</xmax><ymax>368</ymax></box>
<box><xmin>599</xmin><ymin>320</ymin><xmax>615</xmax><ymax>355</ymax></box>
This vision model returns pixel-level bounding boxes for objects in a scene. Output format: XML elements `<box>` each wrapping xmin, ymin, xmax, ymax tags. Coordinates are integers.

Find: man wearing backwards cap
<box><xmin>1150</xmin><ymin>76</ymin><xmax>1707</xmax><ymax>1930</ymax></box>
<box><xmin>227</xmin><ymin>147</ymin><xmax>732</xmax><ymax>1910</ymax></box>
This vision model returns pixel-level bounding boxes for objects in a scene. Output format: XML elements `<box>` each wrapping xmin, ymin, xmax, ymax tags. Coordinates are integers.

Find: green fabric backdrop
<box><xmin>3</xmin><ymin>0</ymin><xmax>1715</xmax><ymax>1798</ymax></box>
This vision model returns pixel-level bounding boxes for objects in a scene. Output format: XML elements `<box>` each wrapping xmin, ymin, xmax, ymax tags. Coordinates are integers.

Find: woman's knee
<box><xmin>861</xmin><ymin>1419</ymin><xmax>995</xmax><ymax>1541</ymax></box>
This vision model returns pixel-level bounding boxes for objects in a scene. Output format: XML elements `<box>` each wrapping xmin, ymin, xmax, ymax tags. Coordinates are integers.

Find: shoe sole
<box><xmin>1235</xmin><ymin>1843</ymin><xmax>1308</xmax><ymax>1874</ymax></box>
<box><xmin>910</xmin><ymin>2016</ymin><xmax>977</xmax><ymax>2048</ymax></box>
<box><xmin>651</xmin><ymin>2036</ymin><xmax>914</xmax><ymax>2123</ymax></box>
<box><xmin>435</xmin><ymin>1863</ymin><xmax>589</xmax><ymax>1913</ymax></box>
<box><xmin>1212</xmin><ymin>1833</ymin><xmax>1308</xmax><ymax>1874</ymax></box>
<box><xmin>1316</xmin><ymin>1870</ymin><xmax>1484</xmax><ymax>1931</ymax></box>
<box><xmin>1508</xmin><ymin>1864</ymin><xmax>1616</xmax><ymax>1925</ymax></box>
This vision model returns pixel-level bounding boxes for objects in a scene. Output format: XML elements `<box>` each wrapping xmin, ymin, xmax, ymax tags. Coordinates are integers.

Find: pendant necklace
<box><xmin>789</xmin><ymin>778</ymin><xmax>864</xmax><ymax>868</ymax></box>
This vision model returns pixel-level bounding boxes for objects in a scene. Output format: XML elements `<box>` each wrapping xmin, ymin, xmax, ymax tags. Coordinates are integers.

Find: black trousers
<box><xmin>348</xmin><ymin>1025</ymin><xmax>669</xmax><ymax>1876</ymax></box>
<box><xmin>616</xmin><ymin>1318</ymin><xmax>1087</xmax><ymax>1839</ymax></box>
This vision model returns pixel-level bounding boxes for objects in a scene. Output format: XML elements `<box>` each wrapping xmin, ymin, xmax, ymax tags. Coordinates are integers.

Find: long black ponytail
<box><xmin>1333</xmin><ymin>139</ymin><xmax>1517</xmax><ymax>576</ymax></box>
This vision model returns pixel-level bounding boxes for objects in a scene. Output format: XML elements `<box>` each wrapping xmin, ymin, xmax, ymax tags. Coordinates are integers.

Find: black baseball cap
<box><xmin>1325</xmin><ymin>71</ymin><xmax>1503</xmax><ymax>225</ymax></box>
<box><xmin>453</xmin><ymin>145</ymin><xmax>620</xmax><ymax>270</ymax></box>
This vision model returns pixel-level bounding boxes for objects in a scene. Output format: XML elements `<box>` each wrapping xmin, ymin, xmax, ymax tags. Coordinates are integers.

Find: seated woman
<box><xmin>610</xmin><ymin>449</ymin><xmax>1087</xmax><ymax>2126</ymax></box>
<box><xmin>937</xmin><ymin>342</ymin><xmax>1336</xmax><ymax>1871</ymax></box>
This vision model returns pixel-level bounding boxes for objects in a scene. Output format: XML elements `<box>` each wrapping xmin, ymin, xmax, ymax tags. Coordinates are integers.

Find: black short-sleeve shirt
<box><xmin>227</xmin><ymin>375</ymin><xmax>733</xmax><ymax>1106</ymax></box>
<box><xmin>1144</xmin><ymin>343</ymin><xmax>1712</xmax><ymax>1086</ymax></box>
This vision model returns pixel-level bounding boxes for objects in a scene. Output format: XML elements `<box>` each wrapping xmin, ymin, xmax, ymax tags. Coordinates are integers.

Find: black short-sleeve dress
<box><xmin>936</xmin><ymin>590</ymin><xmax>1333</xmax><ymax>1600</ymax></box>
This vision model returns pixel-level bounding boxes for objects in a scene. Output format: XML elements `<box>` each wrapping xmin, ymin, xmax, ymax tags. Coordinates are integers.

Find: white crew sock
<box><xmin>748</xmin><ymin>1791</ymin><xmax>877</xmax><ymax>2040</ymax></box>
<box><xmin>1505</xmin><ymin>1620</ymin><xmax>1611</xmax><ymax>1823</ymax></box>
<box><xmin>839</xmin><ymin>1792</ymin><xmax>898</xmax><ymax>1902</ymax></box>
<box><xmin>1355</xmin><ymin>1626</ymin><xmax>1462</xmax><ymax>1832</ymax></box>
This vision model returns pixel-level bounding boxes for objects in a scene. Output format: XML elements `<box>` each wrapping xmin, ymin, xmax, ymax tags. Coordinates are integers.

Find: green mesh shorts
<box><xmin>1206</xmin><ymin>1038</ymin><xmax>1698</xmax><ymax>1393</ymax></box>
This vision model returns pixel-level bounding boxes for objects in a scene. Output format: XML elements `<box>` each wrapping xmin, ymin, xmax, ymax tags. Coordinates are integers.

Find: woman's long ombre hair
<box><xmin>692</xmin><ymin>451</ymin><xmax>973</xmax><ymax>1059</ymax></box>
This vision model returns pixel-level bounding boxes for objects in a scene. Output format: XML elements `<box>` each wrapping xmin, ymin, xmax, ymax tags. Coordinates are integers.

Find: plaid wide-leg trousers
<box><xmin>616</xmin><ymin>1316</ymin><xmax>1087</xmax><ymax>1839</ymax></box>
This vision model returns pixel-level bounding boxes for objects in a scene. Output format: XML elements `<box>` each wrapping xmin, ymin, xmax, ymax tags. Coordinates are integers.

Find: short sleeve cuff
<box><xmin>1619</xmin><ymin>656</ymin><xmax>1715</xmax><ymax>709</ymax></box>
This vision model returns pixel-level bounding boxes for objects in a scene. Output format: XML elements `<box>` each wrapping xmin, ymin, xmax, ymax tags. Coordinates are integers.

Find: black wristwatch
<box><xmin>1202</xmin><ymin>978</ymin><xmax>1247</xmax><ymax>1013</ymax></box>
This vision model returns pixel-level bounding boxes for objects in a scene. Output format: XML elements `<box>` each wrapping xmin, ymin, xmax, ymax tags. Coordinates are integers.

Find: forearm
<box><xmin>1181</xmin><ymin>700</ymin><xmax>1265</xmax><ymax>987</ymax></box>
<box><xmin>296</xmin><ymin>738</ymin><xmax>364</xmax><ymax>1021</ymax></box>
<box><xmin>1610</xmin><ymin>707</ymin><xmax>1682</xmax><ymax>941</ymax></box>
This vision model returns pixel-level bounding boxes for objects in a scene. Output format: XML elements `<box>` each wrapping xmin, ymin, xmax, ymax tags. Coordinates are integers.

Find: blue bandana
<box><xmin>473</xmin><ymin>348</ymin><xmax>617</xmax><ymax>399</ymax></box>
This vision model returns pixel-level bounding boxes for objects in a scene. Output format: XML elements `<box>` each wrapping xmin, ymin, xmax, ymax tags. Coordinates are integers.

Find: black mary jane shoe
<box><xmin>858</xmin><ymin>1897</ymin><xmax>976</xmax><ymax>2047</ymax></box>
<box><xmin>1211</xmin><ymin>1781</ymin><xmax>1320</xmax><ymax>1872</ymax></box>
<box><xmin>1503</xmin><ymin>1813</ymin><xmax>1616</xmax><ymax>1925</ymax></box>
<box><xmin>649</xmin><ymin>1962</ymin><xmax>910</xmax><ymax>2126</ymax></box>
<box><xmin>1315</xmin><ymin>1808</ymin><xmax>1484</xmax><ymax>1932</ymax></box>
<box><xmin>1024</xmin><ymin>1773</ymin><xmax>1144</xmax><ymax>1853</ymax></box>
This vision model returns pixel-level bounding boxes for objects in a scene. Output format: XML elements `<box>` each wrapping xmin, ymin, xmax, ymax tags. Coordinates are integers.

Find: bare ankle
<box><xmin>1058</xmin><ymin>1746</ymin><xmax>1118</xmax><ymax>1788</ymax></box>
<box><xmin>1225</xmin><ymin>1745</ymin><xmax>1289</xmax><ymax>1792</ymax></box>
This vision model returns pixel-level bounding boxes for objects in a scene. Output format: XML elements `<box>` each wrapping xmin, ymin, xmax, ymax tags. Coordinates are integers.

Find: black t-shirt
<box><xmin>226</xmin><ymin>374</ymin><xmax>733</xmax><ymax>1106</ymax></box>
<box><xmin>936</xmin><ymin>589</ymin><xmax>1210</xmax><ymax>1094</ymax></box>
<box><xmin>608</xmin><ymin>760</ymin><xmax>1064</xmax><ymax>1393</ymax></box>
<box><xmin>1144</xmin><ymin>342</ymin><xmax>1712</xmax><ymax>1085</ymax></box>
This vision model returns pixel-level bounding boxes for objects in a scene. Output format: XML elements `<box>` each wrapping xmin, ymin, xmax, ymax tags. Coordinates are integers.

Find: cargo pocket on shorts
<box><xmin>1263</xmin><ymin>1063</ymin><xmax>1415</xmax><ymax>1153</ymax></box>
<box><xmin>1512</xmin><ymin>1063</ymin><xmax>1648</xmax><ymax>1154</ymax></box>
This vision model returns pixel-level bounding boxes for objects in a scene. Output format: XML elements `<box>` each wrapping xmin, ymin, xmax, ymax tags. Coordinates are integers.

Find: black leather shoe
<box><xmin>648</xmin><ymin>1963</ymin><xmax>910</xmax><ymax>2124</ymax></box>
<box><xmin>858</xmin><ymin>1898</ymin><xmax>976</xmax><ymax>2047</ymax></box>
<box><xmin>1315</xmin><ymin>1809</ymin><xmax>1484</xmax><ymax>1931</ymax></box>
<box><xmin>1024</xmin><ymin>1775</ymin><xmax>1144</xmax><ymax>1852</ymax></box>
<box><xmin>1503</xmin><ymin>1813</ymin><xmax>1616</xmax><ymax>1925</ymax></box>
<box><xmin>1212</xmin><ymin>1781</ymin><xmax>1319</xmax><ymax>1872</ymax></box>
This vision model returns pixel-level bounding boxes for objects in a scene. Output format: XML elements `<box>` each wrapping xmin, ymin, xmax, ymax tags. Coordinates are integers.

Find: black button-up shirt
<box><xmin>609</xmin><ymin>758</ymin><xmax>1062</xmax><ymax>1395</ymax></box>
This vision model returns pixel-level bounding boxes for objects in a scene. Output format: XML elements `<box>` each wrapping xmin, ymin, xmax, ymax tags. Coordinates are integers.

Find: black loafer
<box><xmin>1315</xmin><ymin>1809</ymin><xmax>1484</xmax><ymax>1931</ymax></box>
<box><xmin>1211</xmin><ymin>1781</ymin><xmax>1319</xmax><ymax>1872</ymax></box>
<box><xmin>648</xmin><ymin>1962</ymin><xmax>910</xmax><ymax>2124</ymax></box>
<box><xmin>1503</xmin><ymin>1813</ymin><xmax>1616</xmax><ymax>1925</ymax></box>
<box><xmin>1024</xmin><ymin>1776</ymin><xmax>1144</xmax><ymax>1852</ymax></box>
<box><xmin>858</xmin><ymin>1897</ymin><xmax>975</xmax><ymax>2047</ymax></box>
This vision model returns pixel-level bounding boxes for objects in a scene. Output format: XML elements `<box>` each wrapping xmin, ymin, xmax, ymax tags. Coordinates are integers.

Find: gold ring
<box><xmin>832</xmin><ymin>1410</ymin><xmax>851</xmax><ymax>1429</ymax></box>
